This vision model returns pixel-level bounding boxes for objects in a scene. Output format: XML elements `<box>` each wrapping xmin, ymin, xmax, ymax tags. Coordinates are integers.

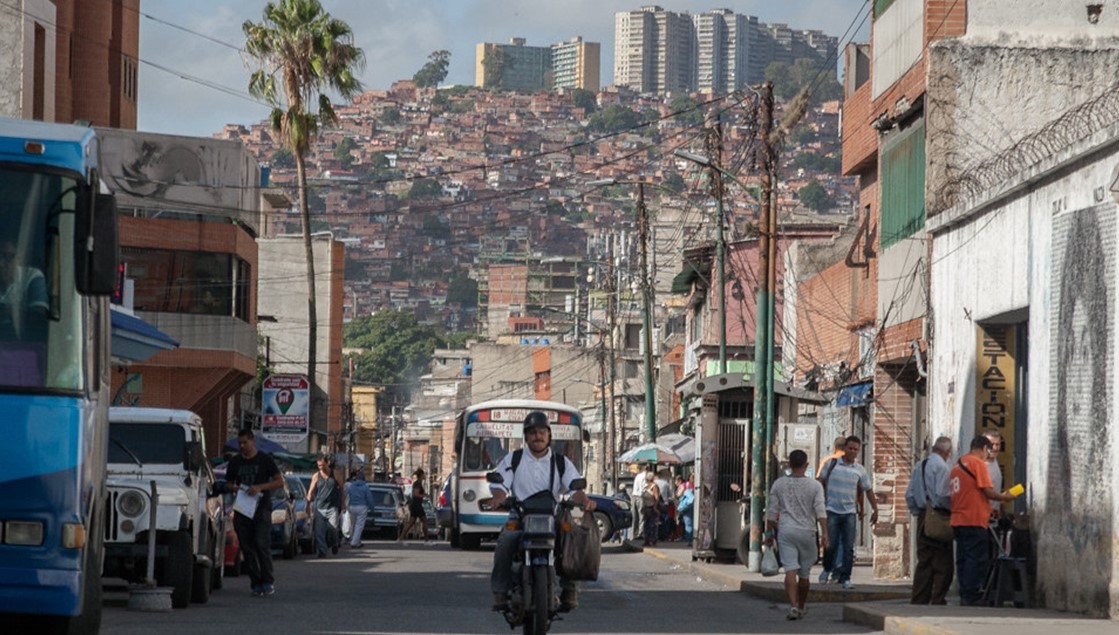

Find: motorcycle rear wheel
<box><xmin>523</xmin><ymin>565</ymin><xmax>550</xmax><ymax>635</ymax></box>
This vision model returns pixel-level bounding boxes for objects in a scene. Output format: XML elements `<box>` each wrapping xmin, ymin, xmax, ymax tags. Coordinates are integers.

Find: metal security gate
<box><xmin>714</xmin><ymin>398</ymin><xmax>750</xmax><ymax>551</ymax></box>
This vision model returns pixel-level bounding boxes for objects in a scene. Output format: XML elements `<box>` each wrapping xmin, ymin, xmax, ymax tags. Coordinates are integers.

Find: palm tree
<box><xmin>243</xmin><ymin>0</ymin><xmax>364</xmax><ymax>438</ymax></box>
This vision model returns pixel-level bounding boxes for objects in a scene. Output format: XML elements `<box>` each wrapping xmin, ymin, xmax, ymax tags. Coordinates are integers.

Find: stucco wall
<box><xmin>927</xmin><ymin>42</ymin><xmax>1119</xmax><ymax>217</ymax></box>
<box><xmin>929</xmin><ymin>126</ymin><xmax>1119</xmax><ymax>616</ymax></box>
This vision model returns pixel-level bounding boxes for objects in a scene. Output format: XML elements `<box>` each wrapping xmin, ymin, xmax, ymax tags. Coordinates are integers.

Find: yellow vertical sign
<box><xmin>976</xmin><ymin>325</ymin><xmax>1016</xmax><ymax>491</ymax></box>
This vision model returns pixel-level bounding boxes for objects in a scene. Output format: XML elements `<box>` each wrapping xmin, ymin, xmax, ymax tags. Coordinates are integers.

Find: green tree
<box><xmin>663</xmin><ymin>172</ymin><xmax>686</xmax><ymax>193</ymax></box>
<box><xmin>244</xmin><ymin>0</ymin><xmax>364</xmax><ymax>410</ymax></box>
<box><xmin>344</xmin><ymin>311</ymin><xmax>441</xmax><ymax>387</ymax></box>
<box><xmin>587</xmin><ymin>104</ymin><xmax>640</xmax><ymax>134</ymax></box>
<box><xmin>571</xmin><ymin>88</ymin><xmax>597</xmax><ymax>114</ymax></box>
<box><xmin>446</xmin><ymin>275</ymin><xmax>478</xmax><ymax>307</ymax></box>
<box><xmin>412</xmin><ymin>49</ymin><xmax>451</xmax><ymax>88</ymax></box>
<box><xmin>333</xmin><ymin>136</ymin><xmax>357</xmax><ymax>168</ymax></box>
<box><xmin>669</xmin><ymin>95</ymin><xmax>703</xmax><ymax>126</ymax></box>
<box><xmin>270</xmin><ymin>146</ymin><xmax>296</xmax><ymax>169</ymax></box>
<box><xmin>798</xmin><ymin>179</ymin><xmax>833</xmax><ymax>212</ymax></box>
<box><xmin>380</xmin><ymin>107</ymin><xmax>401</xmax><ymax>125</ymax></box>
<box><xmin>406</xmin><ymin>177</ymin><xmax>443</xmax><ymax>199</ymax></box>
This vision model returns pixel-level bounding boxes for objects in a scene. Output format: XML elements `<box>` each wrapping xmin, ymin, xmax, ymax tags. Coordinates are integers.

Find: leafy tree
<box><xmin>446</xmin><ymin>275</ymin><xmax>478</xmax><ymax>307</ymax></box>
<box><xmin>270</xmin><ymin>147</ymin><xmax>295</xmax><ymax>169</ymax></box>
<box><xmin>571</xmin><ymin>88</ymin><xmax>597</xmax><ymax>114</ymax></box>
<box><xmin>766</xmin><ymin>58</ymin><xmax>844</xmax><ymax>104</ymax></box>
<box><xmin>412</xmin><ymin>49</ymin><xmax>450</xmax><ymax>88</ymax></box>
<box><xmin>406</xmin><ymin>177</ymin><xmax>443</xmax><ymax>199</ymax></box>
<box><xmin>663</xmin><ymin>172</ymin><xmax>686</xmax><ymax>193</ymax></box>
<box><xmin>368</xmin><ymin>152</ymin><xmax>390</xmax><ymax>171</ymax></box>
<box><xmin>333</xmin><ymin>136</ymin><xmax>357</xmax><ymax>168</ymax></box>
<box><xmin>380</xmin><ymin>107</ymin><xmax>401</xmax><ymax>125</ymax></box>
<box><xmin>798</xmin><ymin>179</ymin><xmax>833</xmax><ymax>212</ymax></box>
<box><xmin>669</xmin><ymin>95</ymin><xmax>703</xmax><ymax>127</ymax></box>
<box><xmin>344</xmin><ymin>311</ymin><xmax>442</xmax><ymax>387</ymax></box>
<box><xmin>587</xmin><ymin>104</ymin><xmax>641</xmax><ymax>134</ymax></box>
<box><xmin>794</xmin><ymin>152</ymin><xmax>841</xmax><ymax>173</ymax></box>
<box><xmin>244</xmin><ymin>0</ymin><xmax>364</xmax><ymax>409</ymax></box>
<box><xmin>421</xmin><ymin>214</ymin><xmax>450</xmax><ymax>239</ymax></box>
<box><xmin>442</xmin><ymin>331</ymin><xmax>478</xmax><ymax>348</ymax></box>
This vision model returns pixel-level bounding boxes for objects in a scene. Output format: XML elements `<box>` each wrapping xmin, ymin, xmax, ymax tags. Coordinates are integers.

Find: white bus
<box><xmin>449</xmin><ymin>399</ymin><xmax>584</xmax><ymax>549</ymax></box>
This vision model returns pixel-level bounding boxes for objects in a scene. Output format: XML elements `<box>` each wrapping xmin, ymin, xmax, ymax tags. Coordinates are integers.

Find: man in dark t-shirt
<box><xmin>225</xmin><ymin>429</ymin><xmax>284</xmax><ymax>596</ymax></box>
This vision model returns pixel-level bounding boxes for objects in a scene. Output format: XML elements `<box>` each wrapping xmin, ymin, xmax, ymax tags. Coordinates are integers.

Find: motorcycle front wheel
<box><xmin>523</xmin><ymin>565</ymin><xmax>550</xmax><ymax>635</ymax></box>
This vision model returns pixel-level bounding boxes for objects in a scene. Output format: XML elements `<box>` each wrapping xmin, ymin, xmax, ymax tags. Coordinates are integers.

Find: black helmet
<box><xmin>523</xmin><ymin>411</ymin><xmax>551</xmax><ymax>434</ymax></box>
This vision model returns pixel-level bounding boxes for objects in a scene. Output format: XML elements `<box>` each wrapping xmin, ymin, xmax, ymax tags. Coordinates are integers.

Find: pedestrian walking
<box><xmin>905</xmin><ymin>436</ymin><xmax>954</xmax><ymax>605</ymax></box>
<box><xmin>950</xmin><ymin>435</ymin><xmax>1017</xmax><ymax>606</ymax></box>
<box><xmin>641</xmin><ymin>470</ymin><xmax>662</xmax><ymax>547</ymax></box>
<box><xmin>765</xmin><ymin>450</ymin><xmax>828</xmax><ymax>621</ymax></box>
<box><xmin>398</xmin><ymin>481</ymin><xmax>430</xmax><ymax>543</ymax></box>
<box><xmin>224</xmin><ymin>428</ymin><xmax>284</xmax><ymax>597</ymax></box>
<box><xmin>345</xmin><ymin>471</ymin><xmax>374</xmax><ymax>548</ymax></box>
<box><xmin>817</xmin><ymin>435</ymin><xmax>879</xmax><ymax>589</ymax></box>
<box><xmin>631</xmin><ymin>466</ymin><xmax>651</xmax><ymax>538</ymax></box>
<box><xmin>307</xmin><ymin>456</ymin><xmax>342</xmax><ymax>557</ymax></box>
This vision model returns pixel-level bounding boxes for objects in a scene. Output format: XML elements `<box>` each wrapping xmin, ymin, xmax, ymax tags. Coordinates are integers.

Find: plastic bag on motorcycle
<box><xmin>554</xmin><ymin>508</ymin><xmax>601</xmax><ymax>581</ymax></box>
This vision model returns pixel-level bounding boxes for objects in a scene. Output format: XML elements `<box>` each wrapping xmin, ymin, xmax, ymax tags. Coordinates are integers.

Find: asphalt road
<box><xmin>101</xmin><ymin>539</ymin><xmax>883</xmax><ymax>635</ymax></box>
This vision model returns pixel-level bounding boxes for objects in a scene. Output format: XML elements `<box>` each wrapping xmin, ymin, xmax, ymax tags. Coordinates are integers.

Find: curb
<box><xmin>843</xmin><ymin>603</ymin><xmax>962</xmax><ymax>635</ymax></box>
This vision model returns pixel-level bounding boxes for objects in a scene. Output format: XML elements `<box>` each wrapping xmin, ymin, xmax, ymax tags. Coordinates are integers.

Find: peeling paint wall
<box><xmin>929</xmin><ymin>127</ymin><xmax>1119</xmax><ymax>616</ymax></box>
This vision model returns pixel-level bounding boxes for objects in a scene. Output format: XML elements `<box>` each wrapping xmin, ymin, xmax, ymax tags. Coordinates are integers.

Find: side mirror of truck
<box><xmin>569</xmin><ymin>477</ymin><xmax>587</xmax><ymax>491</ymax></box>
<box><xmin>183</xmin><ymin>441</ymin><xmax>203</xmax><ymax>472</ymax></box>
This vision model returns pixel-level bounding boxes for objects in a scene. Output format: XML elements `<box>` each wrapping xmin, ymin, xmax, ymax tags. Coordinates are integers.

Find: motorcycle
<box><xmin>487</xmin><ymin>471</ymin><xmax>587</xmax><ymax>635</ymax></box>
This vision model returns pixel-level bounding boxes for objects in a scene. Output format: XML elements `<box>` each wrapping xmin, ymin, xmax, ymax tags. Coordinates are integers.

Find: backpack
<box><xmin>507</xmin><ymin>448</ymin><xmax>567</xmax><ymax>491</ymax></box>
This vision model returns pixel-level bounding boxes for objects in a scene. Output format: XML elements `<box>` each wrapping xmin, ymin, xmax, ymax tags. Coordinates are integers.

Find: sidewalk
<box><xmin>625</xmin><ymin>539</ymin><xmax>1116</xmax><ymax>635</ymax></box>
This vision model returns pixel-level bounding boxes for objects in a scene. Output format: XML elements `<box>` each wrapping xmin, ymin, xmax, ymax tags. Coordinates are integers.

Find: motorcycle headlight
<box><xmin>117</xmin><ymin>491</ymin><xmax>146</xmax><ymax>518</ymax></box>
<box><xmin>524</xmin><ymin>514</ymin><xmax>554</xmax><ymax>535</ymax></box>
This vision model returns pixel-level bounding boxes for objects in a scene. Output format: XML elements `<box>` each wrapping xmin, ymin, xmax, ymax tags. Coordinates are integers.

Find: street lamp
<box><xmin>587</xmin><ymin>178</ymin><xmax>656</xmax><ymax>444</ymax></box>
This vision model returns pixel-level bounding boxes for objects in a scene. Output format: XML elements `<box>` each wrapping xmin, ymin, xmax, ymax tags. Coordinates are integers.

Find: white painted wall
<box><xmin>929</xmin><ymin>125</ymin><xmax>1119</xmax><ymax>616</ymax></box>
<box><xmin>871</xmin><ymin>0</ymin><xmax>923</xmax><ymax>99</ymax></box>
<box><xmin>966</xmin><ymin>0</ymin><xmax>1119</xmax><ymax>43</ymax></box>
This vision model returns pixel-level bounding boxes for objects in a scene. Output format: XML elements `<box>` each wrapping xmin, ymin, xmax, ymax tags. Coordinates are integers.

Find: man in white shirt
<box><xmin>489</xmin><ymin>412</ymin><xmax>594</xmax><ymax>613</ymax></box>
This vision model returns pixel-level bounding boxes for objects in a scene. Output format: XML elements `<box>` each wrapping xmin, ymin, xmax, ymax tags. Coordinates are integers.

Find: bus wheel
<box><xmin>461</xmin><ymin>533</ymin><xmax>482</xmax><ymax>550</ymax></box>
<box><xmin>449</xmin><ymin>527</ymin><xmax>461</xmax><ymax>549</ymax></box>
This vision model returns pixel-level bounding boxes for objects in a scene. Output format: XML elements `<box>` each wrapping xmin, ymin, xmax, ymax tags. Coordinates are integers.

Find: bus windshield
<box><xmin>459</xmin><ymin>403</ymin><xmax>584</xmax><ymax>473</ymax></box>
<box><xmin>0</xmin><ymin>167</ymin><xmax>83</xmax><ymax>392</ymax></box>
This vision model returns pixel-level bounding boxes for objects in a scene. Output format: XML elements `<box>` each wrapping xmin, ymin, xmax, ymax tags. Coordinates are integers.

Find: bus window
<box><xmin>464</xmin><ymin>436</ymin><xmax>517</xmax><ymax>472</ymax></box>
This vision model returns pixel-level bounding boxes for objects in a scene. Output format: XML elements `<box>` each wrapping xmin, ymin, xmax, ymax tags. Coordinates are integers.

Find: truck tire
<box><xmin>159</xmin><ymin>531</ymin><xmax>194</xmax><ymax>609</ymax></box>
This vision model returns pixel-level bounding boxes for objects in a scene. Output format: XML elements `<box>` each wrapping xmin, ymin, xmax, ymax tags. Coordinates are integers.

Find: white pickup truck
<box><xmin>101</xmin><ymin>407</ymin><xmax>225</xmax><ymax>608</ymax></box>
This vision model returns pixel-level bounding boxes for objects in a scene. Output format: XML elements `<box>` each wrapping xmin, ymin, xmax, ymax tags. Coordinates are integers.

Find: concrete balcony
<box><xmin>137</xmin><ymin>312</ymin><xmax>257</xmax><ymax>361</ymax></box>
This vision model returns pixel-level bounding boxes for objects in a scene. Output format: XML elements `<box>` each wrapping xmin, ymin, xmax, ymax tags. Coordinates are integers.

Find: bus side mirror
<box><xmin>569</xmin><ymin>478</ymin><xmax>587</xmax><ymax>491</ymax></box>
<box><xmin>486</xmin><ymin>471</ymin><xmax>504</xmax><ymax>484</ymax></box>
<box><xmin>582</xmin><ymin>430</ymin><xmax>591</xmax><ymax>443</ymax></box>
<box><xmin>75</xmin><ymin>193</ymin><xmax>119</xmax><ymax>295</ymax></box>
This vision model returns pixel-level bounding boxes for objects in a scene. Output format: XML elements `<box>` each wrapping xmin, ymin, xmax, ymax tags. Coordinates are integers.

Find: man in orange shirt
<box><xmin>949</xmin><ymin>435</ymin><xmax>1016</xmax><ymax>605</ymax></box>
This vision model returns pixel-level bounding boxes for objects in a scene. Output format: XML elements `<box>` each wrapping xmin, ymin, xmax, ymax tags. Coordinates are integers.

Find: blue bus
<box><xmin>0</xmin><ymin>117</ymin><xmax>118</xmax><ymax>632</ymax></box>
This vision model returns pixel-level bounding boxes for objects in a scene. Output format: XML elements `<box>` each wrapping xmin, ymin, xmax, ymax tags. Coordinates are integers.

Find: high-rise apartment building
<box><xmin>475</xmin><ymin>38</ymin><xmax>553</xmax><ymax>92</ymax></box>
<box><xmin>614</xmin><ymin>6</ymin><xmax>695</xmax><ymax>95</ymax></box>
<box><xmin>552</xmin><ymin>37</ymin><xmax>601</xmax><ymax>91</ymax></box>
<box><xmin>614</xmin><ymin>6</ymin><xmax>838</xmax><ymax>95</ymax></box>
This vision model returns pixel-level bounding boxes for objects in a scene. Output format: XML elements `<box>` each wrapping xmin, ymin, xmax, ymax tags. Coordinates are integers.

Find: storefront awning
<box><xmin>111</xmin><ymin>307</ymin><xmax>178</xmax><ymax>363</ymax></box>
<box><xmin>835</xmin><ymin>381</ymin><xmax>873</xmax><ymax>407</ymax></box>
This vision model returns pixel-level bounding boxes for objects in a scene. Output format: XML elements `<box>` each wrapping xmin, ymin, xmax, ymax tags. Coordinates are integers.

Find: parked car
<box><xmin>285</xmin><ymin>473</ymin><xmax>314</xmax><ymax>555</ymax></box>
<box><xmin>435</xmin><ymin>473</ymin><xmax>454</xmax><ymax>529</ymax></box>
<box><xmin>270</xmin><ymin>478</ymin><xmax>298</xmax><ymax>559</ymax></box>
<box><xmin>399</xmin><ymin>498</ymin><xmax>440</xmax><ymax>540</ymax></box>
<box><xmin>367</xmin><ymin>483</ymin><xmax>406</xmax><ymax>539</ymax></box>
<box><xmin>587</xmin><ymin>493</ymin><xmax>633</xmax><ymax>543</ymax></box>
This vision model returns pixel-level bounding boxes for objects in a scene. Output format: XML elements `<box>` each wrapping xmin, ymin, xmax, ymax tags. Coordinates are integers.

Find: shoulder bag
<box><xmin>921</xmin><ymin>459</ymin><xmax>953</xmax><ymax>543</ymax></box>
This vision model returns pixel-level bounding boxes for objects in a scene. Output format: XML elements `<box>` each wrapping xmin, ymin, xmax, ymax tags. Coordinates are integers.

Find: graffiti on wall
<box><xmin>1043</xmin><ymin>203</ymin><xmax>1114</xmax><ymax>613</ymax></box>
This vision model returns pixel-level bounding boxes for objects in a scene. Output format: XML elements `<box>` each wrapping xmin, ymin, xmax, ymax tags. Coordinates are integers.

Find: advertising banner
<box><xmin>262</xmin><ymin>374</ymin><xmax>309</xmax><ymax>444</ymax></box>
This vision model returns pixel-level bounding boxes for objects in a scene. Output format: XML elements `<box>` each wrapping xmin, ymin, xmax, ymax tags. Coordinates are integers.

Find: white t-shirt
<box><xmin>489</xmin><ymin>448</ymin><xmax>580</xmax><ymax>500</ymax></box>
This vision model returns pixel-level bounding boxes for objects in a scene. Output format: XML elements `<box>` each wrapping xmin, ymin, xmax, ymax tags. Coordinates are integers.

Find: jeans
<box><xmin>680</xmin><ymin>508</ymin><xmax>694</xmax><ymax>544</ymax></box>
<box><xmin>825</xmin><ymin>512</ymin><xmax>858</xmax><ymax>583</ymax></box>
<box><xmin>348</xmin><ymin>505</ymin><xmax>368</xmax><ymax>546</ymax></box>
<box><xmin>954</xmin><ymin>525</ymin><xmax>989</xmax><ymax>605</ymax></box>
<box><xmin>233</xmin><ymin>510</ymin><xmax>273</xmax><ymax>587</ymax></box>
<box><xmin>491</xmin><ymin>528</ymin><xmax>576</xmax><ymax>596</ymax></box>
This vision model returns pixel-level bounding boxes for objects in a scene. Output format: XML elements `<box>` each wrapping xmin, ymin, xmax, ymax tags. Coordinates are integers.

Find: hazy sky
<box><xmin>137</xmin><ymin>0</ymin><xmax>870</xmax><ymax>137</ymax></box>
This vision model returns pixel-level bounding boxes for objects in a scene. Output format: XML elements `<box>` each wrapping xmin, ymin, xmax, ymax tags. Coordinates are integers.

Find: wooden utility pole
<box><xmin>705</xmin><ymin>112</ymin><xmax>727</xmax><ymax>374</ymax></box>
<box><xmin>637</xmin><ymin>183</ymin><xmax>656</xmax><ymax>442</ymax></box>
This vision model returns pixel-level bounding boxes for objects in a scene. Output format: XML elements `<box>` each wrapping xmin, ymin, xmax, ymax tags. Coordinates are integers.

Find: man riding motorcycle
<box><xmin>489</xmin><ymin>411</ymin><xmax>596</xmax><ymax>612</ymax></box>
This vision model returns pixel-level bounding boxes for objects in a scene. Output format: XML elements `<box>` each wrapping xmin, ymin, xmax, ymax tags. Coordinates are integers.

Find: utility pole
<box><xmin>706</xmin><ymin>112</ymin><xmax>728</xmax><ymax>374</ymax></box>
<box><xmin>637</xmin><ymin>182</ymin><xmax>656</xmax><ymax>442</ymax></box>
<box><xmin>748</xmin><ymin>81</ymin><xmax>775</xmax><ymax>572</ymax></box>
<box><xmin>598</xmin><ymin>337</ymin><xmax>610</xmax><ymax>492</ymax></box>
<box><xmin>606</xmin><ymin>234</ymin><xmax>618</xmax><ymax>487</ymax></box>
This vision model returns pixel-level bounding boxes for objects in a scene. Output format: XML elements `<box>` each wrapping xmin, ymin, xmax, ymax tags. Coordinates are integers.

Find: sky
<box><xmin>137</xmin><ymin>0</ymin><xmax>871</xmax><ymax>137</ymax></box>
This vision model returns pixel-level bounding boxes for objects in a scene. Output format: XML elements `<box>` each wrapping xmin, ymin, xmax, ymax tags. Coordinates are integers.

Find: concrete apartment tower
<box><xmin>693</xmin><ymin>9</ymin><xmax>761</xmax><ymax>93</ymax></box>
<box><xmin>552</xmin><ymin>37</ymin><xmax>601</xmax><ymax>91</ymax></box>
<box><xmin>614</xmin><ymin>5</ymin><xmax>695</xmax><ymax>95</ymax></box>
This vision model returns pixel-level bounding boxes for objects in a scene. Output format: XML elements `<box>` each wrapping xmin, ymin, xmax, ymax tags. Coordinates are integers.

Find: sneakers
<box><xmin>492</xmin><ymin>592</ymin><xmax>508</xmax><ymax>611</ymax></box>
<box><xmin>786</xmin><ymin>606</ymin><xmax>803</xmax><ymax>620</ymax></box>
<box><xmin>251</xmin><ymin>585</ymin><xmax>263</xmax><ymax>597</ymax></box>
<box><xmin>424</xmin><ymin>540</ymin><xmax>433</xmax><ymax>545</ymax></box>
<box><xmin>841</xmin><ymin>580</ymin><xmax>855</xmax><ymax>590</ymax></box>
<box><xmin>818</xmin><ymin>570</ymin><xmax>830</xmax><ymax>584</ymax></box>
<box><xmin>558</xmin><ymin>588</ymin><xmax>578</xmax><ymax>613</ymax></box>
<box><xmin>262</xmin><ymin>583</ymin><xmax>275</xmax><ymax>596</ymax></box>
